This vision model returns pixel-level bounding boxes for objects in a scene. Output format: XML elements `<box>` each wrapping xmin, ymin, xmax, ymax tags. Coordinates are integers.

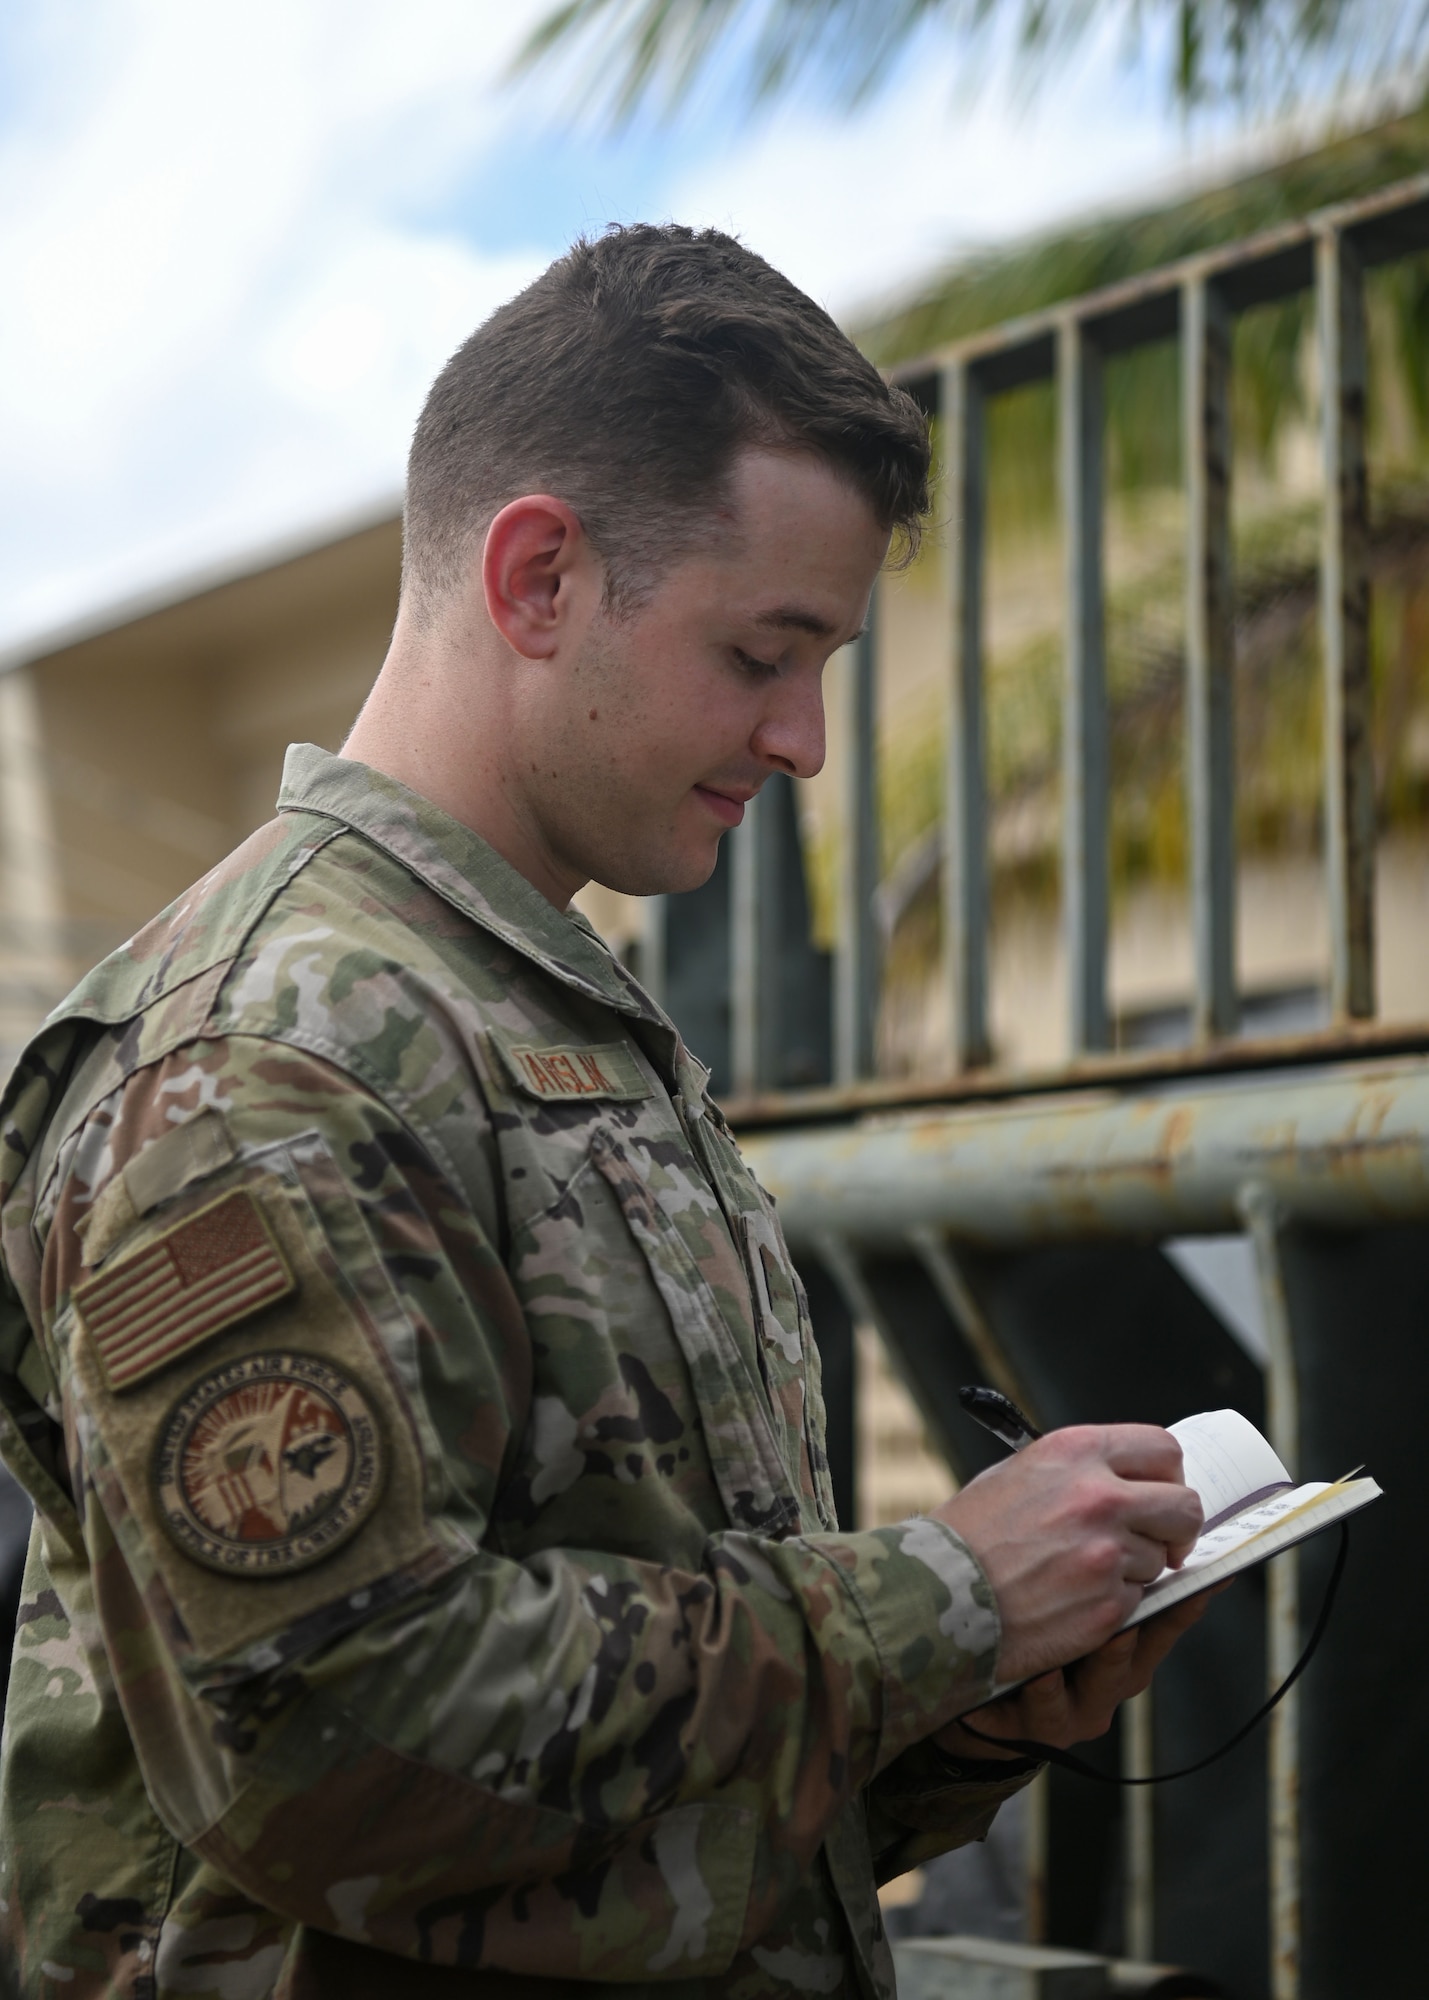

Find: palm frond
<box><xmin>514</xmin><ymin>0</ymin><xmax>1429</xmax><ymax>127</ymax></box>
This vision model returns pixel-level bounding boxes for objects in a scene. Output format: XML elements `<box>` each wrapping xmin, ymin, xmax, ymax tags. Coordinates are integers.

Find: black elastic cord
<box><xmin>959</xmin><ymin>1523</ymin><xmax>1349</xmax><ymax>1786</ymax></box>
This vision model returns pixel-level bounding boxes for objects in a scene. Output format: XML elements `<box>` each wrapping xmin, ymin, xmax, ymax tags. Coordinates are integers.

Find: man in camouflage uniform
<box><xmin>0</xmin><ymin>226</ymin><xmax>1204</xmax><ymax>1998</ymax></box>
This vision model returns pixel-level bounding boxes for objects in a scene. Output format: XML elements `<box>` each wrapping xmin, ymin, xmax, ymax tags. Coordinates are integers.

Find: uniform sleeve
<box><xmin>865</xmin><ymin>1741</ymin><xmax>1042</xmax><ymax>1885</ymax></box>
<box><xmin>40</xmin><ymin>1037</ymin><xmax>1005</xmax><ymax>1983</ymax></box>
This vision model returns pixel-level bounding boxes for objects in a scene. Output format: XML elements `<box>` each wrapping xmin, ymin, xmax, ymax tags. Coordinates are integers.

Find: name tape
<box><xmin>495</xmin><ymin>1039</ymin><xmax>653</xmax><ymax>1104</ymax></box>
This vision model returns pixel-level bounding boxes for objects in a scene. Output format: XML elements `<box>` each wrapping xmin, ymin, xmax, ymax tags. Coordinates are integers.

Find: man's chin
<box><xmin>594</xmin><ymin>837</ymin><xmax>723</xmax><ymax>900</ymax></box>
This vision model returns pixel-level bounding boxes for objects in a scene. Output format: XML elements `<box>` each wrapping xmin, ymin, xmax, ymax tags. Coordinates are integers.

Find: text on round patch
<box><xmin>153</xmin><ymin>1350</ymin><xmax>384</xmax><ymax>1575</ymax></box>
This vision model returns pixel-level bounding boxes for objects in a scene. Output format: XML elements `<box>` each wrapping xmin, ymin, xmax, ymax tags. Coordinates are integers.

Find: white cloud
<box><xmin>666</xmin><ymin>50</ymin><xmax>1200</xmax><ymax>323</ymax></box>
<box><xmin>0</xmin><ymin>0</ymin><xmax>553</xmax><ymax>646</ymax></box>
<box><xmin>0</xmin><ymin>0</ymin><xmax>1237</xmax><ymax>651</ymax></box>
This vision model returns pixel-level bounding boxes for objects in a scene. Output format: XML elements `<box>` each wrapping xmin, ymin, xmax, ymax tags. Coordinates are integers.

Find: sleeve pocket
<box><xmin>66</xmin><ymin>1147</ymin><xmax>470</xmax><ymax>1688</ymax></box>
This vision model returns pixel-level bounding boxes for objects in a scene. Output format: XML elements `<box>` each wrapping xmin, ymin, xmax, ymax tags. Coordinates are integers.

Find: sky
<box><xmin>0</xmin><ymin>0</ymin><xmax>1258</xmax><ymax>653</ymax></box>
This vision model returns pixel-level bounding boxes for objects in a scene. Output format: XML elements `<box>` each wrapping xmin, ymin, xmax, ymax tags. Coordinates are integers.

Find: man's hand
<box><xmin>935</xmin><ymin>1591</ymin><xmax>1216</xmax><ymax>1761</ymax></box>
<box><xmin>932</xmin><ymin>1424</ymin><xmax>1204</xmax><ymax>1688</ymax></box>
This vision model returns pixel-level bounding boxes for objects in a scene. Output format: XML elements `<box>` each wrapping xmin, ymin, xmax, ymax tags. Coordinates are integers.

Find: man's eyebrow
<box><xmin>754</xmin><ymin>607</ymin><xmax>866</xmax><ymax>642</ymax></box>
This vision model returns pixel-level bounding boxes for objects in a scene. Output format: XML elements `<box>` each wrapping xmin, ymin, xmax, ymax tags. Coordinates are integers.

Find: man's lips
<box><xmin>694</xmin><ymin>784</ymin><xmax>751</xmax><ymax>828</ymax></box>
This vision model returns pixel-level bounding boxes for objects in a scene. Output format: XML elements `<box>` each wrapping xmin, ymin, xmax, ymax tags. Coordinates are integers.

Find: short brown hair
<box><xmin>402</xmin><ymin>223</ymin><xmax>931</xmax><ymax>618</ymax></box>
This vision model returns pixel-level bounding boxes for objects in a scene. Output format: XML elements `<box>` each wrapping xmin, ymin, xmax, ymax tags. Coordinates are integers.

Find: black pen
<box><xmin>959</xmin><ymin>1384</ymin><xmax>1043</xmax><ymax>1453</ymax></box>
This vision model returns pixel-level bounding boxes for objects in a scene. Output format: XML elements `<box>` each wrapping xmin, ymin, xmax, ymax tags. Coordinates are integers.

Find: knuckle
<box><xmin>1083</xmin><ymin>1536</ymin><xmax>1123</xmax><ymax>1586</ymax></box>
<box><xmin>1078</xmin><ymin>1479</ymin><xmax>1125</xmax><ymax>1532</ymax></box>
<box><xmin>1058</xmin><ymin>1424</ymin><xmax>1101</xmax><ymax>1459</ymax></box>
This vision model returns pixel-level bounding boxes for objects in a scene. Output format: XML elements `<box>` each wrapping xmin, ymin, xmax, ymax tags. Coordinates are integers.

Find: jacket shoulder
<box><xmin>0</xmin><ymin>813</ymin><xmax>342</xmax><ymax>1204</ymax></box>
<box><xmin>53</xmin><ymin>811</ymin><xmax>342</xmax><ymax>1033</ymax></box>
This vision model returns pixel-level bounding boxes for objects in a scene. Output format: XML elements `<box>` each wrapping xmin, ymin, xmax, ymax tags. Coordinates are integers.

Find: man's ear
<box><xmin>481</xmin><ymin>495</ymin><xmax>593</xmax><ymax>660</ymax></box>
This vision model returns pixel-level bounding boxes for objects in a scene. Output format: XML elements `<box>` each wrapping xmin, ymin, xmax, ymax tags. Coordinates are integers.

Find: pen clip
<box><xmin>959</xmin><ymin>1384</ymin><xmax>1044</xmax><ymax>1452</ymax></box>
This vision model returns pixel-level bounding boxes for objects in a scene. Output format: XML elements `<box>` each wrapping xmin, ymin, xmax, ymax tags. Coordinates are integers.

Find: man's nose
<box><xmin>752</xmin><ymin>669</ymin><xmax>826</xmax><ymax>782</ymax></box>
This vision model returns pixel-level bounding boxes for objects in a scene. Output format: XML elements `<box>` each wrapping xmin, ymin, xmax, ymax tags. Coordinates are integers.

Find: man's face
<box><xmin>527</xmin><ymin>447</ymin><xmax>889</xmax><ymax>899</ymax></box>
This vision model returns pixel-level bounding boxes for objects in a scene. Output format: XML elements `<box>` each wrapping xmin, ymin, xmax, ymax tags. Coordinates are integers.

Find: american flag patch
<box><xmin>75</xmin><ymin>1188</ymin><xmax>297</xmax><ymax>1394</ymax></box>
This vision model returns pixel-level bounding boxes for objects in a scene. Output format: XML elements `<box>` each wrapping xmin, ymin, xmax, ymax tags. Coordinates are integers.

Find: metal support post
<box><xmin>640</xmin><ymin>894</ymin><xmax>668</xmax><ymax>1013</ymax></box>
<box><xmin>1183</xmin><ymin>272</ymin><xmax>1237</xmax><ymax>1042</ymax></box>
<box><xmin>1317</xmin><ymin>227</ymin><xmax>1375</xmax><ymax>1022</ymax></box>
<box><xmin>731</xmin><ymin>792</ymin><xmax>777</xmax><ymax>1093</ymax></box>
<box><xmin>1025</xmin><ymin>1768</ymin><xmax>1049</xmax><ymax>1945</ymax></box>
<box><xmin>905</xmin><ymin>1225</ymin><xmax>1035</xmax><ymax>1416</ymax></box>
<box><xmin>0</xmin><ymin>667</ymin><xmax>66</xmax><ymax>1006</ymax></box>
<box><xmin>1059</xmin><ymin>316</ymin><xmax>1110</xmax><ymax>1052</ymax></box>
<box><xmin>836</xmin><ymin>613</ymin><xmax>879</xmax><ymax>1083</ymax></box>
<box><xmin>1122</xmin><ymin>1688</ymin><xmax>1155</xmax><ymax>1961</ymax></box>
<box><xmin>1240</xmin><ymin>1182</ymin><xmax>1301</xmax><ymax>2000</ymax></box>
<box><xmin>812</xmin><ymin>1229</ymin><xmax>887</xmax><ymax>1361</ymax></box>
<box><xmin>943</xmin><ymin>357</ymin><xmax>991</xmax><ymax>1068</ymax></box>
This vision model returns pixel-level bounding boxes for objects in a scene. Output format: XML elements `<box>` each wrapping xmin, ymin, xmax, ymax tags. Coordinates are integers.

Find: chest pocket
<box><xmin>740</xmin><ymin>1204</ymin><xmax>837</xmax><ymax>1531</ymax></box>
<box><xmin>589</xmin><ymin>1127</ymin><xmax>800</xmax><ymax>1539</ymax></box>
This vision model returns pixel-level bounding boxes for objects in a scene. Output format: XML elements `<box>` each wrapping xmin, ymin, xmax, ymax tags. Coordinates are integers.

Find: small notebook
<box><xmin>986</xmin><ymin>1410</ymin><xmax>1381</xmax><ymax>1698</ymax></box>
<box><xmin>1117</xmin><ymin>1407</ymin><xmax>1381</xmax><ymax>1630</ymax></box>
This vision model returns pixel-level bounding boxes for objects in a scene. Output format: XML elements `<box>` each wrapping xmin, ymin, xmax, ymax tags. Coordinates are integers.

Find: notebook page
<box><xmin>986</xmin><ymin>1476</ymin><xmax>1381</xmax><ymax>1687</ymax></box>
<box><xmin>1170</xmin><ymin>1408</ymin><xmax>1292</xmax><ymax>1529</ymax></box>
<box><xmin>1121</xmin><ymin>1477</ymin><xmax>1380</xmax><ymax>1631</ymax></box>
<box><xmin>1148</xmin><ymin>1481</ymin><xmax>1333</xmax><ymax>1587</ymax></box>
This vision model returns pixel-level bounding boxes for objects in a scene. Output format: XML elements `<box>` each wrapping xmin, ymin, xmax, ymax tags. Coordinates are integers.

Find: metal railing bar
<box><xmin>812</xmin><ymin>1227</ymin><xmax>969</xmax><ymax>1489</ymax></box>
<box><xmin>1239</xmin><ymin>1183</ymin><xmax>1302</xmax><ymax>2000</ymax></box>
<box><xmin>1340</xmin><ymin>184</ymin><xmax>1429</xmax><ymax>267</ymax></box>
<box><xmin>904</xmin><ymin>1225</ymin><xmax>1036</xmax><ymax>1418</ymax></box>
<box><xmin>1183</xmin><ymin>271</ymin><xmax>1238</xmax><ymax>1043</ymax></box>
<box><xmin>1122</xmin><ymin>1687</ymin><xmax>1156</xmax><ymax>1961</ymax></box>
<box><xmin>1317</xmin><ymin>227</ymin><xmax>1376</xmax><ymax>1023</ymax></box>
<box><xmin>835</xmin><ymin>614</ymin><xmax>879</xmax><ymax>1084</ymax></box>
<box><xmin>640</xmin><ymin>893</ymin><xmax>668</xmax><ymax>1013</ymax></box>
<box><xmin>739</xmin><ymin>1051</ymin><xmax>1429</xmax><ymax>1248</ymax></box>
<box><xmin>721</xmin><ymin>1014</ymin><xmax>1429</xmax><ymax>1131</ymax></box>
<box><xmin>1060</xmin><ymin>314</ymin><xmax>1111</xmax><ymax>1054</ymax></box>
<box><xmin>730</xmin><ymin>793</ymin><xmax>762</xmax><ymax>1094</ymax></box>
<box><xmin>942</xmin><ymin>359</ymin><xmax>991</xmax><ymax>1071</ymax></box>
<box><xmin>887</xmin><ymin>171</ymin><xmax>1429</xmax><ymax>392</ymax></box>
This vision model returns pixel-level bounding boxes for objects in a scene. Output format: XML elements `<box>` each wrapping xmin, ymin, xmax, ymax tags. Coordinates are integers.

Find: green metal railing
<box><xmin>649</xmin><ymin>171</ymin><xmax>1429</xmax><ymax>2000</ymax></box>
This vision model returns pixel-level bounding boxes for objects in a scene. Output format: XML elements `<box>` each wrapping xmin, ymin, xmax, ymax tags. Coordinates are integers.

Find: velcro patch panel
<box><xmin>75</xmin><ymin>1187</ymin><xmax>297</xmax><ymax>1394</ymax></box>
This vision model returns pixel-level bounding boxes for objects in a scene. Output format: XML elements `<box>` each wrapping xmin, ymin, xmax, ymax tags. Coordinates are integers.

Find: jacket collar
<box><xmin>277</xmin><ymin>743</ymin><xmax>659</xmax><ymax>1023</ymax></box>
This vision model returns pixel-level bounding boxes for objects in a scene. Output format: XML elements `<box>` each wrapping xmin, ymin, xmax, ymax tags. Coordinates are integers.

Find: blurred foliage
<box><xmin>519</xmin><ymin>0</ymin><xmax>1429</xmax><ymax>125</ymax></box>
<box><xmin>843</xmin><ymin>102</ymin><xmax>1429</xmax><ymax>947</ymax></box>
<box><xmin>858</xmin><ymin>479</ymin><xmax>1429</xmax><ymax>949</ymax></box>
<box><xmin>865</xmin><ymin>101</ymin><xmax>1429</xmax><ymax>525</ymax></box>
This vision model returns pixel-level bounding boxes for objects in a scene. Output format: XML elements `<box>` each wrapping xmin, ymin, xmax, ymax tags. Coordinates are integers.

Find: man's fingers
<box><xmin>1063</xmin><ymin>1627</ymin><xmax>1140</xmax><ymax>1713</ymax></box>
<box><xmin>1130</xmin><ymin>1585</ymin><xmax>1216</xmax><ymax>1671</ymax></box>
<box><xmin>1099</xmin><ymin>1424</ymin><xmax>1188</xmax><ymax>1483</ymax></box>
<box><xmin>1076</xmin><ymin>1589</ymin><xmax>1216</xmax><ymax>1708</ymax></box>
<box><xmin>938</xmin><ymin>1422</ymin><xmax>1210</xmax><ymax>1688</ymax></box>
<box><xmin>1117</xmin><ymin>1489</ymin><xmax>1204</xmax><ymax>1569</ymax></box>
<box><xmin>1121</xmin><ymin>1532</ymin><xmax>1181</xmax><ymax>1587</ymax></box>
<box><xmin>1097</xmin><ymin>1425</ymin><xmax>1204</xmax><ymax>1560</ymax></box>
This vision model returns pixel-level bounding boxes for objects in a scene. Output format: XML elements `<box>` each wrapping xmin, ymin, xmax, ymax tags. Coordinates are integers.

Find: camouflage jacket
<box><xmin>0</xmin><ymin>745</ymin><xmax>1028</xmax><ymax>2000</ymax></box>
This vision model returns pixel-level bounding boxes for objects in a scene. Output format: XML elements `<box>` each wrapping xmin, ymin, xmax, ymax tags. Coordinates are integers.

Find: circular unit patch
<box><xmin>154</xmin><ymin>1351</ymin><xmax>385</xmax><ymax>1576</ymax></box>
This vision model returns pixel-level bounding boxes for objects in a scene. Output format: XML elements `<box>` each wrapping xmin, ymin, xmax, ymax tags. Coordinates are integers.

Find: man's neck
<box><xmin>342</xmin><ymin>616</ymin><xmax>583</xmax><ymax>912</ymax></box>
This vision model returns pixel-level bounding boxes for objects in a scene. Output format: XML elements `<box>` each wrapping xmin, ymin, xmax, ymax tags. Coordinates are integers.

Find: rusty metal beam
<box><xmin>1059</xmin><ymin>315</ymin><xmax>1110</xmax><ymax>1054</ymax></box>
<box><xmin>1183</xmin><ymin>272</ymin><xmax>1237</xmax><ymax>1044</ymax></box>
<box><xmin>942</xmin><ymin>358</ymin><xmax>991</xmax><ymax>1070</ymax></box>
<box><xmin>722</xmin><ymin>1016</ymin><xmax>1429</xmax><ymax>1132</ymax></box>
<box><xmin>1318</xmin><ymin>227</ymin><xmax>1375</xmax><ymax>1024</ymax></box>
<box><xmin>740</xmin><ymin>1053</ymin><xmax>1429</xmax><ymax>1251</ymax></box>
